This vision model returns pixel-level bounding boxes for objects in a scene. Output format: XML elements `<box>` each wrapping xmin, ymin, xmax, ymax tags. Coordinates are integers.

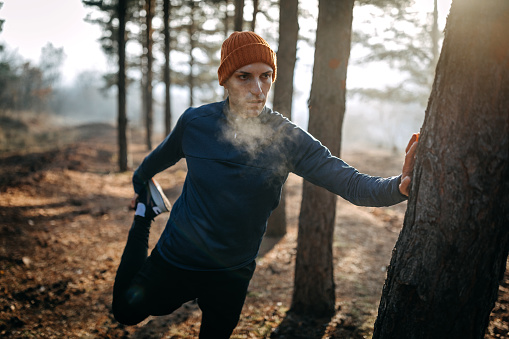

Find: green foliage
<box><xmin>169</xmin><ymin>0</ymin><xmax>224</xmax><ymax>101</ymax></box>
<box><xmin>351</xmin><ymin>1</ymin><xmax>442</xmax><ymax>106</ymax></box>
<box><xmin>0</xmin><ymin>46</ymin><xmax>62</xmax><ymax>112</ymax></box>
<box><xmin>82</xmin><ymin>0</ymin><xmax>137</xmax><ymax>59</ymax></box>
<box><xmin>0</xmin><ymin>1</ymin><xmax>4</xmax><ymax>33</ymax></box>
<box><xmin>0</xmin><ymin>59</ymin><xmax>17</xmax><ymax>110</ymax></box>
<box><xmin>39</xmin><ymin>43</ymin><xmax>66</xmax><ymax>89</ymax></box>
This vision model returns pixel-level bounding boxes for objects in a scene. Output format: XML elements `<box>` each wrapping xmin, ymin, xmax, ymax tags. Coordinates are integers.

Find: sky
<box><xmin>1</xmin><ymin>0</ymin><xmax>109</xmax><ymax>84</ymax></box>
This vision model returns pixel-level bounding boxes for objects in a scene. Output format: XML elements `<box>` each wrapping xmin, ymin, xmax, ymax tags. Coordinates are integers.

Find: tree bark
<box><xmin>234</xmin><ymin>0</ymin><xmax>244</xmax><ymax>31</ymax></box>
<box><xmin>163</xmin><ymin>0</ymin><xmax>172</xmax><ymax>136</ymax></box>
<box><xmin>250</xmin><ymin>0</ymin><xmax>258</xmax><ymax>32</ymax></box>
<box><xmin>117</xmin><ymin>0</ymin><xmax>128</xmax><ymax>172</ymax></box>
<box><xmin>290</xmin><ymin>0</ymin><xmax>354</xmax><ymax>316</ymax></box>
<box><xmin>265</xmin><ymin>0</ymin><xmax>299</xmax><ymax>237</ymax></box>
<box><xmin>188</xmin><ymin>1</ymin><xmax>196</xmax><ymax>107</ymax></box>
<box><xmin>144</xmin><ymin>0</ymin><xmax>154</xmax><ymax>150</ymax></box>
<box><xmin>373</xmin><ymin>1</ymin><xmax>509</xmax><ymax>338</ymax></box>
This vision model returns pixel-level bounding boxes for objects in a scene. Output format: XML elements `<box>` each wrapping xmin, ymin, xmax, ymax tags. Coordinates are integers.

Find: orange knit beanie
<box><xmin>218</xmin><ymin>31</ymin><xmax>277</xmax><ymax>86</ymax></box>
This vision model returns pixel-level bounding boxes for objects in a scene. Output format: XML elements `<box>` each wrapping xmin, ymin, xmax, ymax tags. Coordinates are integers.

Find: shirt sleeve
<box><xmin>287</xmin><ymin>126</ymin><xmax>407</xmax><ymax>207</ymax></box>
<box><xmin>132</xmin><ymin>111</ymin><xmax>187</xmax><ymax>194</ymax></box>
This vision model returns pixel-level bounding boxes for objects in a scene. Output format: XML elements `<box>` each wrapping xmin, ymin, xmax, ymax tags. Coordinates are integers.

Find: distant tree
<box><xmin>82</xmin><ymin>0</ymin><xmax>141</xmax><ymax>91</ymax></box>
<box><xmin>265</xmin><ymin>0</ymin><xmax>299</xmax><ymax>237</ymax></box>
<box><xmin>253</xmin><ymin>0</ymin><xmax>279</xmax><ymax>40</ymax></box>
<box><xmin>163</xmin><ymin>0</ymin><xmax>172</xmax><ymax>135</ymax></box>
<box><xmin>222</xmin><ymin>0</ymin><xmax>231</xmax><ymax>37</ymax></box>
<box><xmin>0</xmin><ymin>57</ymin><xmax>17</xmax><ymax>110</ymax></box>
<box><xmin>290</xmin><ymin>0</ymin><xmax>354</xmax><ymax>316</ymax></box>
<box><xmin>16</xmin><ymin>63</ymin><xmax>42</xmax><ymax>111</ymax></box>
<box><xmin>38</xmin><ymin>43</ymin><xmax>66</xmax><ymax>111</ymax></box>
<box><xmin>351</xmin><ymin>0</ymin><xmax>441</xmax><ymax>107</ymax></box>
<box><xmin>83</xmin><ymin>0</ymin><xmax>127</xmax><ymax>64</ymax></box>
<box><xmin>250</xmin><ymin>0</ymin><xmax>258</xmax><ymax>31</ymax></box>
<box><xmin>118</xmin><ymin>0</ymin><xmax>129</xmax><ymax>171</ymax></box>
<box><xmin>39</xmin><ymin>43</ymin><xmax>65</xmax><ymax>89</ymax></box>
<box><xmin>187</xmin><ymin>0</ymin><xmax>197</xmax><ymax>106</ymax></box>
<box><xmin>170</xmin><ymin>0</ymin><xmax>224</xmax><ymax>106</ymax></box>
<box><xmin>287</xmin><ymin>0</ymin><xmax>422</xmax><ymax>317</ymax></box>
<box><xmin>373</xmin><ymin>0</ymin><xmax>509</xmax><ymax>337</ymax></box>
<box><xmin>144</xmin><ymin>0</ymin><xmax>155</xmax><ymax>150</ymax></box>
<box><xmin>234</xmin><ymin>0</ymin><xmax>244</xmax><ymax>31</ymax></box>
<box><xmin>0</xmin><ymin>1</ymin><xmax>4</xmax><ymax>37</ymax></box>
<box><xmin>83</xmin><ymin>0</ymin><xmax>140</xmax><ymax>171</ymax></box>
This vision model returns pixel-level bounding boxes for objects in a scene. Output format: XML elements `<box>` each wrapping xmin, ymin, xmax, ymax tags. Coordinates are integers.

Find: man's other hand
<box><xmin>130</xmin><ymin>193</ymin><xmax>139</xmax><ymax>210</ymax></box>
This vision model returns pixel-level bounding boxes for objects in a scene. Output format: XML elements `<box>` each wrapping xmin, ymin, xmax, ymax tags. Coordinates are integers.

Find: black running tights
<box><xmin>112</xmin><ymin>216</ymin><xmax>255</xmax><ymax>339</ymax></box>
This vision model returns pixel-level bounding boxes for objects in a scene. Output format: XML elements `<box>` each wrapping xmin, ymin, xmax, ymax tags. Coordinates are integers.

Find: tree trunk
<box><xmin>188</xmin><ymin>1</ymin><xmax>196</xmax><ymax>107</ymax></box>
<box><xmin>250</xmin><ymin>0</ymin><xmax>258</xmax><ymax>32</ymax></box>
<box><xmin>373</xmin><ymin>1</ymin><xmax>509</xmax><ymax>338</ymax></box>
<box><xmin>265</xmin><ymin>0</ymin><xmax>299</xmax><ymax>237</ymax></box>
<box><xmin>290</xmin><ymin>0</ymin><xmax>354</xmax><ymax>316</ymax></box>
<box><xmin>144</xmin><ymin>0</ymin><xmax>154</xmax><ymax>150</ymax></box>
<box><xmin>224</xmin><ymin>0</ymin><xmax>231</xmax><ymax>36</ymax></box>
<box><xmin>234</xmin><ymin>0</ymin><xmax>244</xmax><ymax>31</ymax></box>
<box><xmin>117</xmin><ymin>0</ymin><xmax>128</xmax><ymax>172</ymax></box>
<box><xmin>163</xmin><ymin>0</ymin><xmax>172</xmax><ymax>136</ymax></box>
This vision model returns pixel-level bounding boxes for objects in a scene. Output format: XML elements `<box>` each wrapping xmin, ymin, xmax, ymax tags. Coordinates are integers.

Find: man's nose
<box><xmin>250</xmin><ymin>79</ymin><xmax>263</xmax><ymax>95</ymax></box>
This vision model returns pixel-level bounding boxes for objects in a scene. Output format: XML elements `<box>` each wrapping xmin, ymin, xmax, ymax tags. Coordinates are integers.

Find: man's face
<box><xmin>223</xmin><ymin>62</ymin><xmax>274</xmax><ymax>118</ymax></box>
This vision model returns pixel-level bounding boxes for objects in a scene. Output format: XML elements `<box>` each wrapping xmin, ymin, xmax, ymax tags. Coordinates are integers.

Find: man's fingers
<box><xmin>130</xmin><ymin>193</ymin><xmax>139</xmax><ymax>210</ymax></box>
<box><xmin>403</xmin><ymin>137</ymin><xmax>419</xmax><ymax>176</ymax></box>
<box><xmin>400</xmin><ymin>133</ymin><xmax>419</xmax><ymax>196</ymax></box>
<box><xmin>405</xmin><ymin>133</ymin><xmax>420</xmax><ymax>153</ymax></box>
<box><xmin>407</xmin><ymin>139</ymin><xmax>418</xmax><ymax>159</ymax></box>
<box><xmin>399</xmin><ymin>176</ymin><xmax>411</xmax><ymax>196</ymax></box>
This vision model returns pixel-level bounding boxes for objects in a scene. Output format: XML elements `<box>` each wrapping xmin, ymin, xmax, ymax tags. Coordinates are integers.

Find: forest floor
<box><xmin>0</xmin><ymin>113</ymin><xmax>508</xmax><ymax>338</ymax></box>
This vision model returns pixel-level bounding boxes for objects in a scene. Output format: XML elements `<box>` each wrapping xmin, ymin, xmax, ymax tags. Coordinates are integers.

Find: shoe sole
<box><xmin>148</xmin><ymin>179</ymin><xmax>171</xmax><ymax>213</ymax></box>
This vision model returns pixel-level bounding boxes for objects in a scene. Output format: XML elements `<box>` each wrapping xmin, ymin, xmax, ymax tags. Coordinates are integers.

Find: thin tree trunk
<box><xmin>145</xmin><ymin>0</ymin><xmax>154</xmax><ymax>150</ymax></box>
<box><xmin>373</xmin><ymin>0</ymin><xmax>509</xmax><ymax>337</ymax></box>
<box><xmin>234</xmin><ymin>0</ymin><xmax>244</xmax><ymax>31</ymax></box>
<box><xmin>117</xmin><ymin>0</ymin><xmax>128</xmax><ymax>172</ymax></box>
<box><xmin>265</xmin><ymin>0</ymin><xmax>299</xmax><ymax>237</ymax></box>
<box><xmin>188</xmin><ymin>1</ymin><xmax>195</xmax><ymax>107</ymax></box>
<box><xmin>250</xmin><ymin>0</ymin><xmax>258</xmax><ymax>31</ymax></box>
<box><xmin>291</xmin><ymin>0</ymin><xmax>354</xmax><ymax>316</ymax></box>
<box><xmin>224</xmin><ymin>0</ymin><xmax>230</xmax><ymax>36</ymax></box>
<box><xmin>163</xmin><ymin>0</ymin><xmax>172</xmax><ymax>136</ymax></box>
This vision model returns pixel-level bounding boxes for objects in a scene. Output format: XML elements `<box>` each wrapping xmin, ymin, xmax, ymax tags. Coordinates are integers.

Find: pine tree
<box><xmin>291</xmin><ymin>0</ymin><xmax>354</xmax><ymax>316</ymax></box>
<box><xmin>373</xmin><ymin>0</ymin><xmax>509</xmax><ymax>337</ymax></box>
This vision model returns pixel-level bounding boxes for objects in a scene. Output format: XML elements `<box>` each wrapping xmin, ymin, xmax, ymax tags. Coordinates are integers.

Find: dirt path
<box><xmin>0</xmin><ymin>124</ymin><xmax>507</xmax><ymax>338</ymax></box>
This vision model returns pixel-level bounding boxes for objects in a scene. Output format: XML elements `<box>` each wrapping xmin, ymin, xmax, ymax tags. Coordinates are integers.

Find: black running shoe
<box><xmin>137</xmin><ymin>178</ymin><xmax>171</xmax><ymax>220</ymax></box>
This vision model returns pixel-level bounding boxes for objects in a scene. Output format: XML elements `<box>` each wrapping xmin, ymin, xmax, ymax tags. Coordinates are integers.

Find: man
<box><xmin>112</xmin><ymin>31</ymin><xmax>418</xmax><ymax>338</ymax></box>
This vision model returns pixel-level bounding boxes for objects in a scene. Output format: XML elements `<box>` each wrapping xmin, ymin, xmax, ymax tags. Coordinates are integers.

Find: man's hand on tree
<box><xmin>399</xmin><ymin>133</ymin><xmax>420</xmax><ymax>196</ymax></box>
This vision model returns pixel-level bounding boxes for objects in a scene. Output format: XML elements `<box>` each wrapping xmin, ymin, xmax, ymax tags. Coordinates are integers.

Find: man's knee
<box><xmin>112</xmin><ymin>284</ymin><xmax>149</xmax><ymax>326</ymax></box>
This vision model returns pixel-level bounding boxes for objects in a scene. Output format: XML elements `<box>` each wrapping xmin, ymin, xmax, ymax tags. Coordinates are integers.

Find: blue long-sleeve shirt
<box><xmin>133</xmin><ymin>100</ymin><xmax>406</xmax><ymax>271</ymax></box>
